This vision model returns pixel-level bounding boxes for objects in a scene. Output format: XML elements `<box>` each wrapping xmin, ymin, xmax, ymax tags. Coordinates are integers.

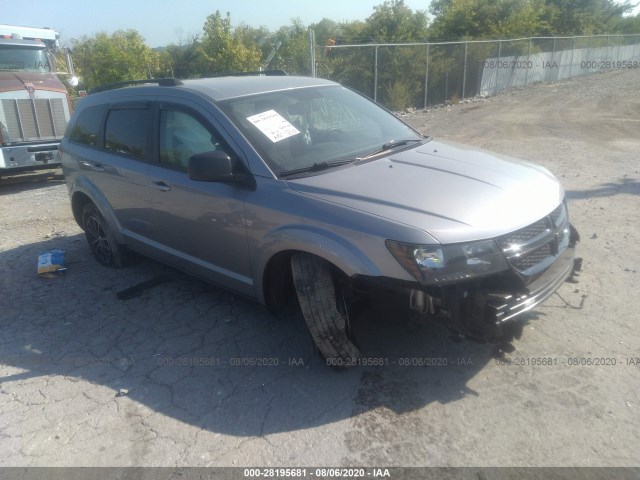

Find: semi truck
<box><xmin>0</xmin><ymin>24</ymin><xmax>77</xmax><ymax>176</ymax></box>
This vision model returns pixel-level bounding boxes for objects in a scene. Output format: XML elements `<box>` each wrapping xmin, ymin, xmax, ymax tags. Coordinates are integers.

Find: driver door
<box><xmin>146</xmin><ymin>101</ymin><xmax>253</xmax><ymax>296</ymax></box>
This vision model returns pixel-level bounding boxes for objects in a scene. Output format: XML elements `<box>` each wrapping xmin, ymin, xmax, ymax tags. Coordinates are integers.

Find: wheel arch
<box><xmin>70</xmin><ymin>178</ymin><xmax>124</xmax><ymax>244</ymax></box>
<box><xmin>71</xmin><ymin>191</ymin><xmax>92</xmax><ymax>228</ymax></box>
<box><xmin>256</xmin><ymin>225</ymin><xmax>382</xmax><ymax>309</ymax></box>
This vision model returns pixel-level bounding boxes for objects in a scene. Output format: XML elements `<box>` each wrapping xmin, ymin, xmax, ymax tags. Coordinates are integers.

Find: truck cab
<box><xmin>0</xmin><ymin>25</ymin><xmax>76</xmax><ymax>176</ymax></box>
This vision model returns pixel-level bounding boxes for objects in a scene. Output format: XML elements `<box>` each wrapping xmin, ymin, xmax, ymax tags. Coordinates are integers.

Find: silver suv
<box><xmin>60</xmin><ymin>74</ymin><xmax>581</xmax><ymax>363</ymax></box>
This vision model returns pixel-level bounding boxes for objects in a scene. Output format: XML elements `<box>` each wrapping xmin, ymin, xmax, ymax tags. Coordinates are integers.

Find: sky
<box><xmin>2</xmin><ymin>0</ymin><xmax>432</xmax><ymax>48</ymax></box>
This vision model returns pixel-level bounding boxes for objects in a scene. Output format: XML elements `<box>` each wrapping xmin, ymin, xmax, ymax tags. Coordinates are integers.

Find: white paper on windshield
<box><xmin>247</xmin><ymin>110</ymin><xmax>300</xmax><ymax>143</ymax></box>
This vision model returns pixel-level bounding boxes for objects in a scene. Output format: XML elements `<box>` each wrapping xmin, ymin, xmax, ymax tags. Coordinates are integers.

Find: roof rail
<box><xmin>88</xmin><ymin>78</ymin><xmax>183</xmax><ymax>95</ymax></box>
<box><xmin>204</xmin><ymin>70</ymin><xmax>288</xmax><ymax>78</ymax></box>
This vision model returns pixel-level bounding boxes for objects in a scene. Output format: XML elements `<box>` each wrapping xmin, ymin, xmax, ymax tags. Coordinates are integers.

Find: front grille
<box><xmin>512</xmin><ymin>243</ymin><xmax>552</xmax><ymax>270</ymax></box>
<box><xmin>500</xmin><ymin>217</ymin><xmax>550</xmax><ymax>247</ymax></box>
<box><xmin>2</xmin><ymin>98</ymin><xmax>67</xmax><ymax>142</ymax></box>
<box><xmin>497</xmin><ymin>203</ymin><xmax>569</xmax><ymax>276</ymax></box>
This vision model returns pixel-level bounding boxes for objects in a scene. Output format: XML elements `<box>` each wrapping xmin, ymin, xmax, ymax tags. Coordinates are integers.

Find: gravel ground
<box><xmin>1</xmin><ymin>69</ymin><xmax>639</xmax><ymax>467</ymax></box>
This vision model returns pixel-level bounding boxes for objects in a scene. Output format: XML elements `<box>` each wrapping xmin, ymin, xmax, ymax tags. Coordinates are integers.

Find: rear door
<box><xmin>64</xmin><ymin>101</ymin><xmax>155</xmax><ymax>242</ymax></box>
<box><xmin>92</xmin><ymin>102</ymin><xmax>155</xmax><ymax>241</ymax></box>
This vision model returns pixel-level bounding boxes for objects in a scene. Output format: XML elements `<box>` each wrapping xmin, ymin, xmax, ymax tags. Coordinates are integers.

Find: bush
<box><xmin>382</xmin><ymin>78</ymin><xmax>413</xmax><ymax>110</ymax></box>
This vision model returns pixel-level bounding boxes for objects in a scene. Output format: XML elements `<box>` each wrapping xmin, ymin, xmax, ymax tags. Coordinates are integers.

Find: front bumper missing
<box><xmin>436</xmin><ymin>245</ymin><xmax>581</xmax><ymax>341</ymax></box>
<box><xmin>486</xmin><ymin>246</ymin><xmax>579</xmax><ymax>323</ymax></box>
<box><xmin>354</xmin><ymin>224</ymin><xmax>581</xmax><ymax>342</ymax></box>
<box><xmin>404</xmin><ymin>221</ymin><xmax>582</xmax><ymax>341</ymax></box>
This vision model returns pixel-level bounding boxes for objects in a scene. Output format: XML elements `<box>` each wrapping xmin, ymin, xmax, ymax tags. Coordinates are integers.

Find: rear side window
<box><xmin>104</xmin><ymin>107</ymin><xmax>151</xmax><ymax>160</ymax></box>
<box><xmin>68</xmin><ymin>105</ymin><xmax>105</xmax><ymax>147</ymax></box>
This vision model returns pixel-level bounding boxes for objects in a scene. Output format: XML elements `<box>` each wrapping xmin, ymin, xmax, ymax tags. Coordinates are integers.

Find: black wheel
<box><xmin>291</xmin><ymin>253</ymin><xmax>361</xmax><ymax>366</ymax></box>
<box><xmin>82</xmin><ymin>203</ymin><xmax>136</xmax><ymax>268</ymax></box>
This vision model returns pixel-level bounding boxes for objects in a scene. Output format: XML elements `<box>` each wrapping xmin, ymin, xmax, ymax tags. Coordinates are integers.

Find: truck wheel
<box><xmin>82</xmin><ymin>203</ymin><xmax>136</xmax><ymax>268</ymax></box>
<box><xmin>291</xmin><ymin>253</ymin><xmax>361</xmax><ymax>366</ymax></box>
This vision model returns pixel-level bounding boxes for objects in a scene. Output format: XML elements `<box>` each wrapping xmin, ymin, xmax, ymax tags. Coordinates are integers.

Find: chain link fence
<box><xmin>315</xmin><ymin>34</ymin><xmax>640</xmax><ymax>110</ymax></box>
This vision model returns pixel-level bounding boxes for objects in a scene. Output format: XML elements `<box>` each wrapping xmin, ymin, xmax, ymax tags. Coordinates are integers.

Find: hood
<box><xmin>286</xmin><ymin>139</ymin><xmax>564</xmax><ymax>244</ymax></box>
<box><xmin>0</xmin><ymin>71</ymin><xmax>66</xmax><ymax>94</ymax></box>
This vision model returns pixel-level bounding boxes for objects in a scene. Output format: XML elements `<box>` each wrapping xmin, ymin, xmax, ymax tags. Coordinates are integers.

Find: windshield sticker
<box><xmin>247</xmin><ymin>110</ymin><xmax>300</xmax><ymax>143</ymax></box>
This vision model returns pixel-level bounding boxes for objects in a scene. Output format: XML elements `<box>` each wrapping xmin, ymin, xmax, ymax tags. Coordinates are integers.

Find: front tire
<box><xmin>291</xmin><ymin>253</ymin><xmax>361</xmax><ymax>366</ymax></box>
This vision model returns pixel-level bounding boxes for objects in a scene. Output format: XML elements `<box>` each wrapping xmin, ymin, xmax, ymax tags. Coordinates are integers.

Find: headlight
<box><xmin>385</xmin><ymin>239</ymin><xmax>509</xmax><ymax>285</ymax></box>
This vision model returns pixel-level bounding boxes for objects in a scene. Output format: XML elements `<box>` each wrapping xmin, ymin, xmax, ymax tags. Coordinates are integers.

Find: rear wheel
<box><xmin>291</xmin><ymin>253</ymin><xmax>361</xmax><ymax>366</ymax></box>
<box><xmin>82</xmin><ymin>203</ymin><xmax>136</xmax><ymax>268</ymax></box>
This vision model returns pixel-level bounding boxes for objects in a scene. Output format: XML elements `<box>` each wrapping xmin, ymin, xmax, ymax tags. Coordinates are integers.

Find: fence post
<box><xmin>445</xmin><ymin>72</ymin><xmax>449</xmax><ymax>102</ymax></box>
<box><xmin>569</xmin><ymin>36</ymin><xmax>575</xmax><ymax>78</ymax></box>
<box><xmin>551</xmin><ymin>37</ymin><xmax>556</xmax><ymax>81</ymax></box>
<box><xmin>308</xmin><ymin>28</ymin><xmax>316</xmax><ymax>77</ymax></box>
<box><xmin>462</xmin><ymin>40</ymin><xmax>468</xmax><ymax>100</ymax></box>
<box><xmin>525</xmin><ymin>37</ymin><xmax>531</xmax><ymax>86</ymax></box>
<box><xmin>374</xmin><ymin>44</ymin><xmax>379</xmax><ymax>103</ymax></box>
<box><xmin>423</xmin><ymin>43</ymin><xmax>430</xmax><ymax>109</ymax></box>
<box><xmin>494</xmin><ymin>40</ymin><xmax>502</xmax><ymax>95</ymax></box>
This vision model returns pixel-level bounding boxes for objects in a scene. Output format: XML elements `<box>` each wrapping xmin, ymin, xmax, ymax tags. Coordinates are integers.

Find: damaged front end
<box><xmin>392</xmin><ymin>202</ymin><xmax>582</xmax><ymax>342</ymax></box>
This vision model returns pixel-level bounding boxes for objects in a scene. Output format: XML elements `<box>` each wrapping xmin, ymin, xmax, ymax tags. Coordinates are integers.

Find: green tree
<box><xmin>71</xmin><ymin>30</ymin><xmax>157</xmax><ymax>89</ymax></box>
<box><xmin>363</xmin><ymin>0</ymin><xmax>429</xmax><ymax>42</ymax></box>
<box><xmin>199</xmin><ymin>10</ymin><xmax>261</xmax><ymax>74</ymax></box>
<box><xmin>164</xmin><ymin>31</ymin><xmax>205</xmax><ymax>78</ymax></box>
<box><xmin>610</xmin><ymin>12</ymin><xmax>640</xmax><ymax>33</ymax></box>
<box><xmin>429</xmin><ymin>0</ymin><xmax>635</xmax><ymax>39</ymax></box>
<box><xmin>429</xmin><ymin>0</ymin><xmax>552</xmax><ymax>40</ymax></box>
<box><xmin>239</xmin><ymin>25</ymin><xmax>275</xmax><ymax>64</ymax></box>
<box><xmin>542</xmin><ymin>0</ymin><xmax>635</xmax><ymax>34</ymax></box>
<box><xmin>316</xmin><ymin>2</ymin><xmax>431</xmax><ymax>108</ymax></box>
<box><xmin>310</xmin><ymin>18</ymin><xmax>341</xmax><ymax>46</ymax></box>
<box><xmin>270</xmin><ymin>18</ymin><xmax>310</xmax><ymax>74</ymax></box>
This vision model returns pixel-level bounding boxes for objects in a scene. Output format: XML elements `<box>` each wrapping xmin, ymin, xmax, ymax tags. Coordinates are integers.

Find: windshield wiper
<box><xmin>279</xmin><ymin>159</ymin><xmax>355</xmax><ymax>178</ymax></box>
<box><xmin>278</xmin><ymin>138</ymin><xmax>424</xmax><ymax>177</ymax></box>
<box><xmin>357</xmin><ymin>138</ymin><xmax>423</xmax><ymax>161</ymax></box>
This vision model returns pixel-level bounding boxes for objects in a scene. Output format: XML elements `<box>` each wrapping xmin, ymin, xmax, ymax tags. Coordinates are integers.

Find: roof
<box><xmin>0</xmin><ymin>38</ymin><xmax>46</xmax><ymax>48</ymax></box>
<box><xmin>179</xmin><ymin>75</ymin><xmax>338</xmax><ymax>101</ymax></box>
<box><xmin>0</xmin><ymin>25</ymin><xmax>58</xmax><ymax>41</ymax></box>
<box><xmin>81</xmin><ymin>75</ymin><xmax>341</xmax><ymax>108</ymax></box>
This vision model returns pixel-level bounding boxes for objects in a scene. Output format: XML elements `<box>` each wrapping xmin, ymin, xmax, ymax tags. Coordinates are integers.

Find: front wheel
<box><xmin>291</xmin><ymin>253</ymin><xmax>361</xmax><ymax>366</ymax></box>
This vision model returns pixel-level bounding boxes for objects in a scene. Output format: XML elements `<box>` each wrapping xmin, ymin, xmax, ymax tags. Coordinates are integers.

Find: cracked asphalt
<box><xmin>1</xmin><ymin>69</ymin><xmax>639</xmax><ymax>467</ymax></box>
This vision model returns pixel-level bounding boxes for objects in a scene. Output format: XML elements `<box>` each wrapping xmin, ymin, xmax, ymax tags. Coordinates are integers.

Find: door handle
<box><xmin>151</xmin><ymin>180</ymin><xmax>171</xmax><ymax>192</ymax></box>
<box><xmin>81</xmin><ymin>161</ymin><xmax>104</xmax><ymax>171</ymax></box>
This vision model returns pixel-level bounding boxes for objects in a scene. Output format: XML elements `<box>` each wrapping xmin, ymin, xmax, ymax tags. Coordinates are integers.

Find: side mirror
<box><xmin>188</xmin><ymin>151</ymin><xmax>252</xmax><ymax>185</ymax></box>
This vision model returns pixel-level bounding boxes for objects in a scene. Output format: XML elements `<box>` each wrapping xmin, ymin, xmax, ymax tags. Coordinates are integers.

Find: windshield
<box><xmin>218</xmin><ymin>85</ymin><xmax>423</xmax><ymax>176</ymax></box>
<box><xmin>0</xmin><ymin>45</ymin><xmax>52</xmax><ymax>72</ymax></box>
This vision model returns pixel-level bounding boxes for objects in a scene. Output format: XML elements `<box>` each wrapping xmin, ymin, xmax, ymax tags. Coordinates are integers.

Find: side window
<box><xmin>158</xmin><ymin>109</ymin><xmax>231</xmax><ymax>171</ymax></box>
<box><xmin>104</xmin><ymin>108</ymin><xmax>151</xmax><ymax>160</ymax></box>
<box><xmin>68</xmin><ymin>105</ymin><xmax>105</xmax><ymax>147</ymax></box>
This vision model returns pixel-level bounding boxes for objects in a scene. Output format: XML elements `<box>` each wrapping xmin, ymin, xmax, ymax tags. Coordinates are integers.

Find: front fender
<box><xmin>253</xmin><ymin>225</ymin><xmax>383</xmax><ymax>305</ymax></box>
